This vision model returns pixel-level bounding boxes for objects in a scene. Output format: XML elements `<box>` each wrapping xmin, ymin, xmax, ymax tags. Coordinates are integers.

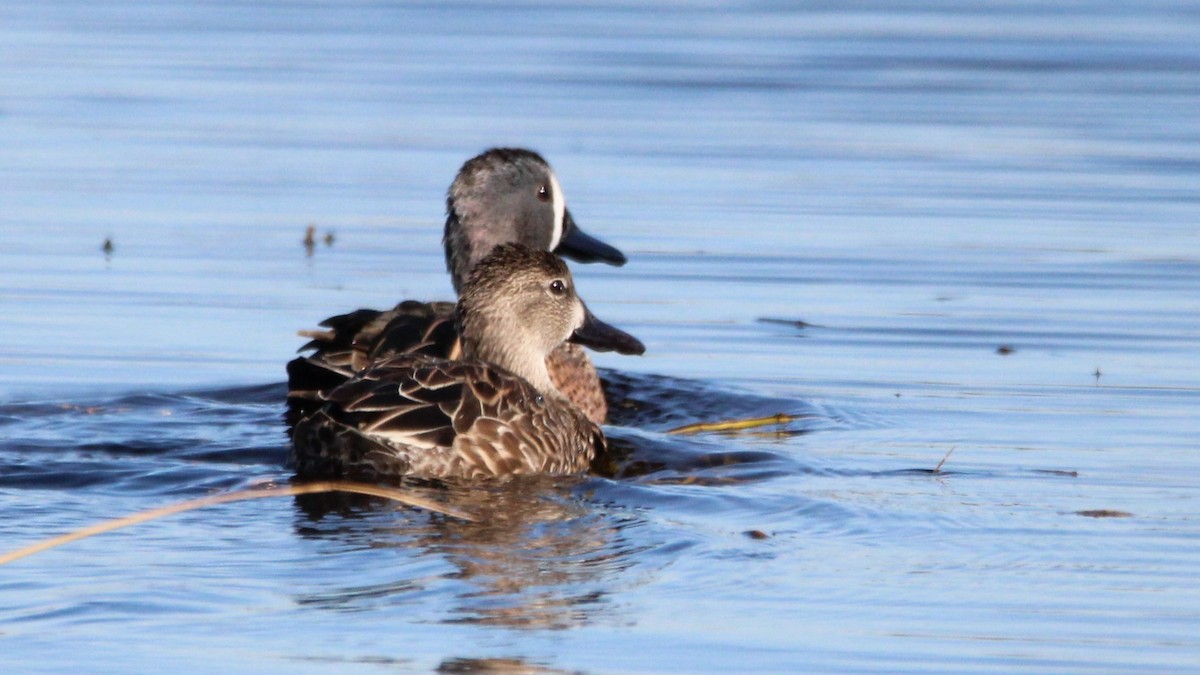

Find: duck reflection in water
<box><xmin>291</xmin><ymin>477</ymin><xmax>648</xmax><ymax>630</ymax></box>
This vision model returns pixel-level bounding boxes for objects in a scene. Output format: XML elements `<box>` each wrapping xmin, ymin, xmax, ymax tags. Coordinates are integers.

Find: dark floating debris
<box><xmin>758</xmin><ymin>317</ymin><xmax>818</xmax><ymax>330</ymax></box>
<box><xmin>303</xmin><ymin>223</ymin><xmax>317</xmax><ymax>255</ymax></box>
<box><xmin>304</xmin><ymin>224</ymin><xmax>336</xmax><ymax>255</ymax></box>
<box><xmin>1076</xmin><ymin>509</ymin><xmax>1133</xmax><ymax>518</ymax></box>
<box><xmin>1034</xmin><ymin>469</ymin><xmax>1079</xmax><ymax>477</ymax></box>
<box><xmin>102</xmin><ymin>237</ymin><xmax>114</xmax><ymax>256</ymax></box>
<box><xmin>438</xmin><ymin>657</ymin><xmax>558</xmax><ymax>674</ymax></box>
<box><xmin>745</xmin><ymin>530</ymin><xmax>770</xmax><ymax>540</ymax></box>
<box><xmin>996</xmin><ymin>344</ymin><xmax>1015</xmax><ymax>355</ymax></box>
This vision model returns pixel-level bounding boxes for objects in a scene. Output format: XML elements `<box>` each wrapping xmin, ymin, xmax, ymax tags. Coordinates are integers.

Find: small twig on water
<box><xmin>933</xmin><ymin>446</ymin><xmax>957</xmax><ymax>473</ymax></box>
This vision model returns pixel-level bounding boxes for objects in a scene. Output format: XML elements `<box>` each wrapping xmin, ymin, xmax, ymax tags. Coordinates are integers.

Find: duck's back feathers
<box><xmin>285</xmin><ymin>301</ymin><xmax>458</xmax><ymax>427</ymax></box>
<box><xmin>291</xmin><ymin>355</ymin><xmax>604</xmax><ymax>481</ymax></box>
<box><xmin>300</xmin><ymin>300</ymin><xmax>458</xmax><ymax>367</ymax></box>
<box><xmin>286</xmin><ymin>301</ymin><xmax>614</xmax><ymax>427</ymax></box>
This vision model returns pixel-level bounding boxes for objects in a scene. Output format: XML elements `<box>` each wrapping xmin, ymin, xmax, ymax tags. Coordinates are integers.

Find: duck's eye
<box><xmin>537</xmin><ymin>185</ymin><xmax>550</xmax><ymax>202</ymax></box>
<box><xmin>549</xmin><ymin>279</ymin><xmax>567</xmax><ymax>295</ymax></box>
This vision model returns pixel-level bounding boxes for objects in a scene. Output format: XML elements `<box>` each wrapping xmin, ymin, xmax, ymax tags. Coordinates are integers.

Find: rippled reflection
<box><xmin>291</xmin><ymin>476</ymin><xmax>653</xmax><ymax>630</ymax></box>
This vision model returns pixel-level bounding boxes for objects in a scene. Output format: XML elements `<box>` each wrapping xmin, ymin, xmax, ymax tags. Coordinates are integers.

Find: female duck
<box><xmin>290</xmin><ymin>244</ymin><xmax>645</xmax><ymax>481</ymax></box>
<box><xmin>287</xmin><ymin>148</ymin><xmax>627</xmax><ymax>426</ymax></box>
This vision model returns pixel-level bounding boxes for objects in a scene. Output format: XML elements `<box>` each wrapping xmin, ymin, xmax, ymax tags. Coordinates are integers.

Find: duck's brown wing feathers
<box><xmin>285</xmin><ymin>301</ymin><xmax>458</xmax><ymax>426</ymax></box>
<box><xmin>291</xmin><ymin>356</ymin><xmax>602</xmax><ymax>481</ymax></box>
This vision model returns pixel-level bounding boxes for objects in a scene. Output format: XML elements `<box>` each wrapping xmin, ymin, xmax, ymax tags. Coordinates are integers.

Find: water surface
<box><xmin>3</xmin><ymin>1</ymin><xmax>1200</xmax><ymax>672</ymax></box>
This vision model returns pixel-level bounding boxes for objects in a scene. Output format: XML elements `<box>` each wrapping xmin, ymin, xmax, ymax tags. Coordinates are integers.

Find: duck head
<box><xmin>443</xmin><ymin>148</ymin><xmax>626</xmax><ymax>294</ymax></box>
<box><xmin>457</xmin><ymin>244</ymin><xmax>644</xmax><ymax>398</ymax></box>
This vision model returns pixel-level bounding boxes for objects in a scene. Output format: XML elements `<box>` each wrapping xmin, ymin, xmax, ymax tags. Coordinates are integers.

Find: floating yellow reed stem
<box><xmin>667</xmin><ymin>413</ymin><xmax>796</xmax><ymax>436</ymax></box>
<box><xmin>0</xmin><ymin>480</ymin><xmax>475</xmax><ymax>566</ymax></box>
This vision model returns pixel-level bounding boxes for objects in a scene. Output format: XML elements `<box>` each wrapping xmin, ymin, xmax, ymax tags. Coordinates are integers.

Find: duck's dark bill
<box><xmin>556</xmin><ymin>210</ymin><xmax>627</xmax><ymax>266</ymax></box>
<box><xmin>570</xmin><ymin>307</ymin><xmax>645</xmax><ymax>355</ymax></box>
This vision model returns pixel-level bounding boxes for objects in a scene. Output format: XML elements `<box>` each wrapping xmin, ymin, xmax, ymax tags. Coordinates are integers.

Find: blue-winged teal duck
<box><xmin>287</xmin><ymin>148</ymin><xmax>627</xmax><ymax>427</ymax></box>
<box><xmin>291</xmin><ymin>244</ymin><xmax>645</xmax><ymax>480</ymax></box>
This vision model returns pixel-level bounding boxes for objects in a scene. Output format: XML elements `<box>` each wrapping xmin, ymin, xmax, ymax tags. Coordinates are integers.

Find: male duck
<box><xmin>291</xmin><ymin>244</ymin><xmax>645</xmax><ymax>481</ymax></box>
<box><xmin>287</xmin><ymin>148</ymin><xmax>628</xmax><ymax>427</ymax></box>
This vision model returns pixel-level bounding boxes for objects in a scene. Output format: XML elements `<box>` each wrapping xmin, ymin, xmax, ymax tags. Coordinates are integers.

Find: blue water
<box><xmin>3</xmin><ymin>1</ymin><xmax>1200</xmax><ymax>672</ymax></box>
